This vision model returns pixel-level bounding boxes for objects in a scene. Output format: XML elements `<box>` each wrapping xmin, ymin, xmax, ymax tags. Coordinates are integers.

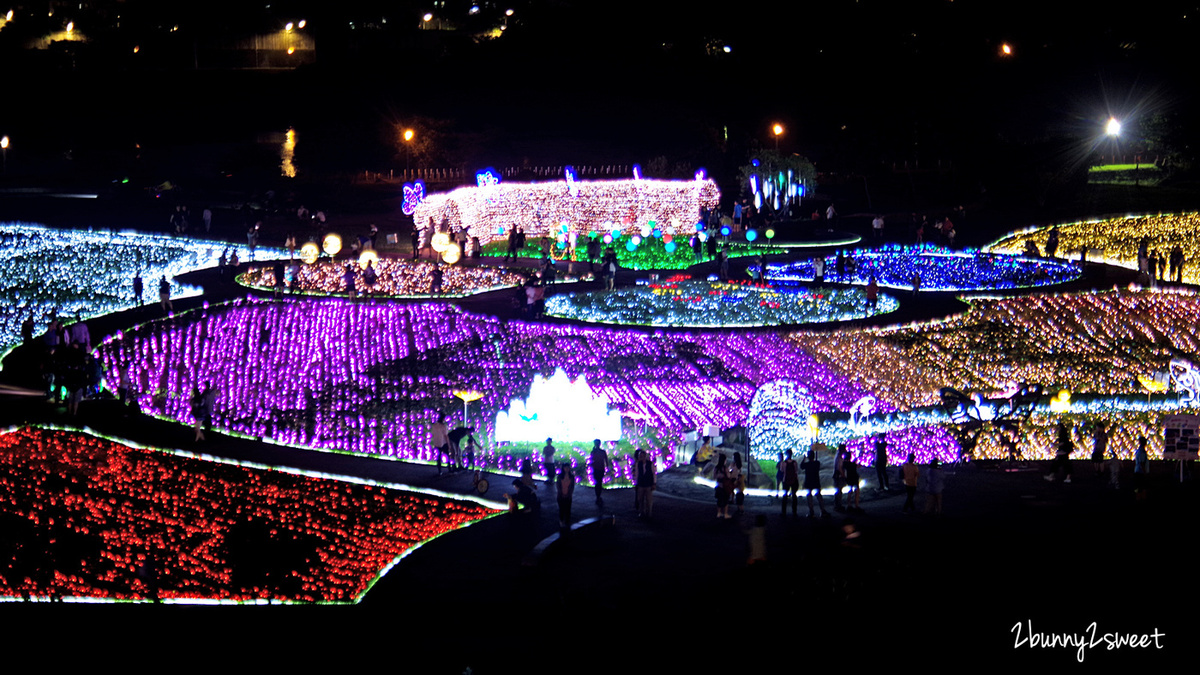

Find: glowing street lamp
<box><xmin>453</xmin><ymin>389</ymin><xmax>484</xmax><ymax>423</ymax></box>
<box><xmin>1</xmin><ymin>135</ymin><xmax>8</xmax><ymax>173</ymax></box>
<box><xmin>1000</xmin><ymin>42</ymin><xmax>1013</xmax><ymax>56</ymax></box>
<box><xmin>772</xmin><ymin>123</ymin><xmax>784</xmax><ymax>150</ymax></box>
<box><xmin>1106</xmin><ymin>117</ymin><xmax>1121</xmax><ymax>137</ymax></box>
<box><xmin>402</xmin><ymin>128</ymin><xmax>415</xmax><ymax>175</ymax></box>
<box><xmin>422</xmin><ymin>13</ymin><xmax>433</xmax><ymax>29</ymax></box>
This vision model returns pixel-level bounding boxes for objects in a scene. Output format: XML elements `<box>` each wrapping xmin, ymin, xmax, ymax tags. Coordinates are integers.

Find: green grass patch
<box><xmin>481</xmin><ymin>234</ymin><xmax>761</xmax><ymax>271</ymax></box>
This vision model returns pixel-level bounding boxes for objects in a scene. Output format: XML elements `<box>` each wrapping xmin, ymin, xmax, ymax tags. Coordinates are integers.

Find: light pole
<box><xmin>1106</xmin><ymin>117</ymin><xmax>1121</xmax><ymax>164</ymax></box>
<box><xmin>1</xmin><ymin>136</ymin><xmax>9</xmax><ymax>174</ymax></box>
<box><xmin>772</xmin><ymin>123</ymin><xmax>784</xmax><ymax>151</ymax></box>
<box><xmin>403</xmin><ymin>128</ymin><xmax>415</xmax><ymax>179</ymax></box>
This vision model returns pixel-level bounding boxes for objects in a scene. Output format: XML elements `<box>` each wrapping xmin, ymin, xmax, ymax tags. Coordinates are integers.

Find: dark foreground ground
<box><xmin>0</xmin><ymin>193</ymin><xmax>1191</xmax><ymax>672</ymax></box>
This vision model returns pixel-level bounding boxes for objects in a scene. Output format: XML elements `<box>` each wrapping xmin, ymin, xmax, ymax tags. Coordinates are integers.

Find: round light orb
<box><xmin>720</xmin><ymin>226</ymin><xmax>732</xmax><ymax>237</ymax></box>
<box><xmin>662</xmin><ymin>234</ymin><xmax>673</xmax><ymax>244</ymax></box>
<box><xmin>603</xmin><ymin>234</ymin><xmax>613</xmax><ymax>244</ymax></box>
<box><xmin>625</xmin><ymin>241</ymin><xmax>638</xmax><ymax>252</ymax></box>
<box><xmin>358</xmin><ymin>249</ymin><xmax>379</xmax><ymax>269</ymax></box>
<box><xmin>631</xmin><ymin>235</ymin><xmax>642</xmax><ymax>246</ymax></box>
<box><xmin>746</xmin><ymin>229</ymin><xmax>759</xmax><ymax>242</ymax></box>
<box><xmin>765</xmin><ymin>229</ymin><xmax>776</xmax><ymax>240</ymax></box>
<box><xmin>441</xmin><ymin>244</ymin><xmax>462</xmax><ymax>264</ymax></box>
<box><xmin>300</xmin><ymin>242</ymin><xmax>320</xmax><ymax>264</ymax></box>
<box><xmin>665</xmin><ymin>241</ymin><xmax>677</xmax><ymax>253</ymax></box>
<box><xmin>652</xmin><ymin>228</ymin><xmax>662</xmax><ymax>238</ymax></box>
<box><xmin>322</xmin><ymin>234</ymin><xmax>342</xmax><ymax>256</ymax></box>
<box><xmin>431</xmin><ymin>232</ymin><xmax>452</xmax><ymax>252</ymax></box>
<box><xmin>639</xmin><ymin>225</ymin><xmax>651</xmax><ymax>238</ymax></box>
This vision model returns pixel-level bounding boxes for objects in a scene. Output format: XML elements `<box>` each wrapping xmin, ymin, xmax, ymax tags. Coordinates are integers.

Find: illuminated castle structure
<box><xmin>495</xmin><ymin>368</ymin><xmax>623</xmax><ymax>443</ymax></box>
<box><xmin>412</xmin><ymin>174</ymin><xmax>720</xmax><ymax>246</ymax></box>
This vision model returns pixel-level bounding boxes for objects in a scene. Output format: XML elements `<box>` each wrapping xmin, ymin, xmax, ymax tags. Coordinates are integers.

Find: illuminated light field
<box><xmin>545</xmin><ymin>277</ymin><xmax>898</xmax><ymax>327</ymax></box>
<box><xmin>986</xmin><ymin>213</ymin><xmax>1198</xmax><ymax>282</ymax></box>
<box><xmin>0</xmin><ymin>222</ymin><xmax>275</xmax><ymax>353</ymax></box>
<box><xmin>480</xmin><ymin>232</ymin><xmax>760</xmax><ymax>271</ymax></box>
<box><xmin>95</xmin><ymin>299</ymin><xmax>958</xmax><ymax>477</ymax></box>
<box><xmin>766</xmin><ymin>246</ymin><xmax>1081</xmax><ymax>291</ymax></box>
<box><xmin>0</xmin><ymin>426</ymin><xmax>499</xmax><ymax>603</ymax></box>
<box><xmin>239</xmin><ymin>259</ymin><xmax>527</xmax><ymax>298</ymax></box>
<box><xmin>788</xmin><ymin>288</ymin><xmax>1200</xmax><ymax>458</ymax></box>
<box><xmin>413</xmin><ymin>177</ymin><xmax>720</xmax><ymax>246</ymax></box>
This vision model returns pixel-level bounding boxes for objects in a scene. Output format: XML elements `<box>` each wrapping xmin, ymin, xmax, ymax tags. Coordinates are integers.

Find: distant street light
<box><xmin>772</xmin><ymin>123</ymin><xmax>784</xmax><ymax>150</ymax></box>
<box><xmin>2</xmin><ymin>136</ymin><xmax>9</xmax><ymax>173</ymax></box>
<box><xmin>1000</xmin><ymin>42</ymin><xmax>1013</xmax><ymax>56</ymax></box>
<box><xmin>423</xmin><ymin>13</ymin><xmax>433</xmax><ymax>29</ymax></box>
<box><xmin>403</xmin><ymin>129</ymin><xmax>415</xmax><ymax>176</ymax></box>
<box><xmin>1106</xmin><ymin>117</ymin><xmax>1121</xmax><ymax>136</ymax></box>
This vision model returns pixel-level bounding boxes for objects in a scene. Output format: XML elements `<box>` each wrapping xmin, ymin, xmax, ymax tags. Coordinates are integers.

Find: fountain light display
<box><xmin>986</xmin><ymin>213</ymin><xmax>1199</xmax><ymax>282</ymax></box>
<box><xmin>95</xmin><ymin>298</ymin><xmax>958</xmax><ymax>480</ymax></box>
<box><xmin>413</xmin><ymin>177</ymin><xmax>720</xmax><ymax>246</ymax></box>
<box><xmin>0</xmin><ymin>426</ymin><xmax>499</xmax><ymax>603</ymax></box>
<box><xmin>0</xmin><ymin>223</ymin><xmax>278</xmax><ymax>354</ymax></box>
<box><xmin>545</xmin><ymin>276</ymin><xmax>898</xmax><ymax>327</ymax></box>
<box><xmin>239</xmin><ymin>259</ymin><xmax>527</xmax><ymax>298</ymax></box>
<box><xmin>494</xmin><ymin>369</ymin><xmax>623</xmax><ymax>442</ymax></box>
<box><xmin>480</xmin><ymin>232</ymin><xmax>760</xmax><ymax>271</ymax></box>
<box><xmin>765</xmin><ymin>245</ymin><xmax>1081</xmax><ymax>291</ymax></box>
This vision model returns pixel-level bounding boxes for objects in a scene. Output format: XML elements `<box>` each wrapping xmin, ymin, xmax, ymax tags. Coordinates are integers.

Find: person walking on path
<box><xmin>802</xmin><ymin>449</ymin><xmax>831</xmax><ymax>518</ymax></box>
<box><xmin>556</xmin><ymin>463</ymin><xmax>576</xmax><ymax>528</ymax></box>
<box><xmin>924</xmin><ymin>458</ymin><xmax>944</xmax><ymax>515</ymax></box>
<box><xmin>1046</xmin><ymin>419</ymin><xmax>1075</xmax><ymax>483</ymax></box>
<box><xmin>133</xmin><ymin>273</ymin><xmax>144</xmax><ymax>307</ymax></box>
<box><xmin>902</xmin><ymin>453</ymin><xmax>920</xmax><ymax>513</ymax></box>
<box><xmin>635</xmin><ymin>449</ymin><xmax>656</xmax><ymax>519</ymax></box>
<box><xmin>1134</xmin><ymin>436</ymin><xmax>1149</xmax><ymax>501</ymax></box>
<box><xmin>589</xmin><ymin>439</ymin><xmax>610</xmax><ymax>506</ymax></box>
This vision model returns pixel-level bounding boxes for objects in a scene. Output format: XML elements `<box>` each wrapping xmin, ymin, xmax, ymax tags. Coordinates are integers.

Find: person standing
<box><xmin>133</xmin><ymin>272</ymin><xmax>144</xmax><ymax>306</ymax></box>
<box><xmin>872</xmin><ymin>214</ymin><xmax>885</xmax><ymax>240</ymax></box>
<box><xmin>1091</xmin><ymin>421</ymin><xmax>1109</xmax><ymax>480</ymax></box>
<box><xmin>158</xmin><ymin>276</ymin><xmax>173</xmax><ymax>313</ymax></box>
<box><xmin>713</xmin><ymin>453</ymin><xmax>732</xmax><ymax>519</ymax></box>
<box><xmin>542</xmin><ymin>438</ymin><xmax>556</xmax><ymax>488</ymax></box>
<box><xmin>780</xmin><ymin>449</ymin><xmax>800</xmax><ymax>516</ymax></box>
<box><xmin>866</xmin><ymin>276</ymin><xmax>879</xmax><ymax>309</ymax></box>
<box><xmin>589</xmin><ymin>439</ymin><xmax>609</xmax><ymax>506</ymax></box>
<box><xmin>556</xmin><ymin>463</ymin><xmax>576</xmax><ymax>528</ymax></box>
<box><xmin>902</xmin><ymin>453</ymin><xmax>920</xmax><ymax>513</ymax></box>
<box><xmin>845</xmin><ymin>451</ymin><xmax>862</xmax><ymax>512</ymax></box>
<box><xmin>924</xmin><ymin>458</ymin><xmax>944</xmax><ymax>515</ymax></box>
<box><xmin>813</xmin><ymin>256</ymin><xmax>826</xmax><ymax>284</ymax></box>
<box><xmin>202</xmin><ymin>207</ymin><xmax>213</xmax><ymax>233</ymax></box>
<box><xmin>1134</xmin><ymin>436</ymin><xmax>1149</xmax><ymax>501</ymax></box>
<box><xmin>801</xmin><ymin>449</ymin><xmax>830</xmax><ymax>518</ymax></box>
<box><xmin>874</xmin><ymin>434</ymin><xmax>890</xmax><ymax>492</ymax></box>
<box><xmin>21</xmin><ymin>312</ymin><xmax>34</xmax><ymax>343</ymax></box>
<box><xmin>635</xmin><ymin>449</ymin><xmax>656</xmax><ymax>519</ymax></box>
<box><xmin>430</xmin><ymin>414</ymin><xmax>450</xmax><ymax>475</ymax></box>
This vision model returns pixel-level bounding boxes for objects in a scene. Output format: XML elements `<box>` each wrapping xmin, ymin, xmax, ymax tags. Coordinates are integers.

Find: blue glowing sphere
<box><xmin>720</xmin><ymin>226</ymin><xmax>731</xmax><ymax>237</ymax></box>
<box><xmin>745</xmin><ymin>229</ymin><xmax>758</xmax><ymax>242</ymax></box>
<box><xmin>625</xmin><ymin>241</ymin><xmax>638</xmax><ymax>252</ymax></box>
<box><xmin>665</xmin><ymin>241</ymin><xmax>677</xmax><ymax>253</ymax></box>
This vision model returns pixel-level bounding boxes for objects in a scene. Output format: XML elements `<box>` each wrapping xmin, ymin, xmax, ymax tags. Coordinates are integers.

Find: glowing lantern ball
<box><xmin>611</xmin><ymin>227</ymin><xmax>622</xmax><ymax>239</ymax></box>
<box><xmin>299</xmin><ymin>242</ymin><xmax>320</xmax><ymax>264</ymax></box>
<box><xmin>640</xmin><ymin>225</ymin><xmax>652</xmax><ymax>238</ymax></box>
<box><xmin>720</xmin><ymin>226</ymin><xmax>732</xmax><ymax>237</ymax></box>
<box><xmin>631</xmin><ymin>235</ymin><xmax>642</xmax><ymax>246</ymax></box>
<box><xmin>665</xmin><ymin>241</ymin><xmax>677</xmax><ymax>253</ymax></box>
<box><xmin>663</xmin><ymin>234</ymin><xmax>673</xmax><ymax>244</ymax></box>
<box><xmin>625</xmin><ymin>240</ymin><xmax>638</xmax><ymax>252</ymax></box>
<box><xmin>652</xmin><ymin>228</ymin><xmax>662</xmax><ymax>238</ymax></box>
<box><xmin>323</xmin><ymin>234</ymin><xmax>342</xmax><ymax>257</ymax></box>
<box><xmin>765</xmin><ymin>229</ymin><xmax>776</xmax><ymax>240</ymax></box>
<box><xmin>441</xmin><ymin>243</ymin><xmax>462</xmax><ymax>264</ymax></box>
<box><xmin>358</xmin><ymin>249</ymin><xmax>379</xmax><ymax>269</ymax></box>
<box><xmin>603</xmin><ymin>234</ymin><xmax>613</xmax><ymax>244</ymax></box>
<box><xmin>431</xmin><ymin>232</ymin><xmax>452</xmax><ymax>253</ymax></box>
<box><xmin>746</xmin><ymin>229</ymin><xmax>759</xmax><ymax>242</ymax></box>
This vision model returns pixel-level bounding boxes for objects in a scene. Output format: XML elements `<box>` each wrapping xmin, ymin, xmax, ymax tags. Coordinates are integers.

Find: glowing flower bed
<box><xmin>414</xmin><ymin>177</ymin><xmax>720</xmax><ymax>245</ymax></box>
<box><xmin>766</xmin><ymin>246</ymin><xmax>1081</xmax><ymax>291</ymax></box>
<box><xmin>239</xmin><ymin>259</ymin><xmax>526</xmax><ymax>298</ymax></box>
<box><xmin>986</xmin><ymin>213</ymin><xmax>1198</xmax><ymax>282</ymax></box>
<box><xmin>0</xmin><ymin>426</ymin><xmax>499</xmax><ymax>603</ymax></box>
<box><xmin>480</xmin><ymin>232</ymin><xmax>760</xmax><ymax>271</ymax></box>
<box><xmin>95</xmin><ymin>299</ymin><xmax>958</xmax><ymax>477</ymax></box>
<box><xmin>0</xmin><ymin>222</ymin><xmax>276</xmax><ymax>354</ymax></box>
<box><xmin>789</xmin><ymin>288</ymin><xmax>1200</xmax><ymax>458</ymax></box>
<box><xmin>545</xmin><ymin>277</ymin><xmax>898</xmax><ymax>326</ymax></box>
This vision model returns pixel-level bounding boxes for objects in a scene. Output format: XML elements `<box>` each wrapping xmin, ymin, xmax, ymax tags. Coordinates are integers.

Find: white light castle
<box><xmin>495</xmin><ymin>369</ymin><xmax>623</xmax><ymax>443</ymax></box>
